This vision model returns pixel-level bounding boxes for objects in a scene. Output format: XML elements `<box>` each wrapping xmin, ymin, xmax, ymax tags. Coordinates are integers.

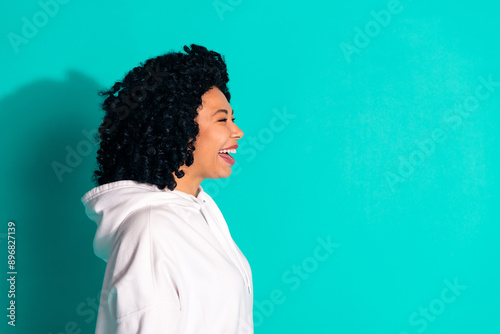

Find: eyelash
<box><xmin>219</xmin><ymin>118</ymin><xmax>236</xmax><ymax>122</ymax></box>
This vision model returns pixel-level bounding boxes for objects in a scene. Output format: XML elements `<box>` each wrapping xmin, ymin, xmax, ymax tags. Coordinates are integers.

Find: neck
<box><xmin>172</xmin><ymin>170</ymin><xmax>202</xmax><ymax>198</ymax></box>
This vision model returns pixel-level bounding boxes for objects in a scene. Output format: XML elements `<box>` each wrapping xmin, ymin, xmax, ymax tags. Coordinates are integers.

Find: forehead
<box><xmin>199</xmin><ymin>87</ymin><xmax>232</xmax><ymax>116</ymax></box>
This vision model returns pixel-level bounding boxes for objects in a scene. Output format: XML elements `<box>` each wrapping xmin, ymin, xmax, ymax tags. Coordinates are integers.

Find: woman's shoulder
<box><xmin>116</xmin><ymin>204</ymin><xmax>195</xmax><ymax>240</ymax></box>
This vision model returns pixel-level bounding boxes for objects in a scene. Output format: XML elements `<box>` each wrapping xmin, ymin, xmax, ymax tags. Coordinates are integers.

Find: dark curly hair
<box><xmin>91</xmin><ymin>44</ymin><xmax>231</xmax><ymax>191</ymax></box>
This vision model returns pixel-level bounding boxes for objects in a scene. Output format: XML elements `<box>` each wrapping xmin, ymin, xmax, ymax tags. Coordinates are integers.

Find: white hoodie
<box><xmin>81</xmin><ymin>180</ymin><xmax>253</xmax><ymax>333</ymax></box>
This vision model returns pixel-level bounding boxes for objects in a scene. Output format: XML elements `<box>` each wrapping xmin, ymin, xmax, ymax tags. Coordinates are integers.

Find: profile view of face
<box><xmin>188</xmin><ymin>86</ymin><xmax>244</xmax><ymax>181</ymax></box>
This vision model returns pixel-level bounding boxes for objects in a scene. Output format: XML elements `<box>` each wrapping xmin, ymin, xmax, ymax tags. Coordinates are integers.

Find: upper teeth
<box><xmin>218</xmin><ymin>149</ymin><xmax>236</xmax><ymax>154</ymax></box>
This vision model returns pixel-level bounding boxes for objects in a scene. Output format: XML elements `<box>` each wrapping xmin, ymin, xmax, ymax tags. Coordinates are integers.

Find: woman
<box><xmin>81</xmin><ymin>44</ymin><xmax>253</xmax><ymax>333</ymax></box>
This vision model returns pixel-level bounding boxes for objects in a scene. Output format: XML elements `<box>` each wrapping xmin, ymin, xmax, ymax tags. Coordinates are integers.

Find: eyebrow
<box><xmin>212</xmin><ymin>109</ymin><xmax>234</xmax><ymax>116</ymax></box>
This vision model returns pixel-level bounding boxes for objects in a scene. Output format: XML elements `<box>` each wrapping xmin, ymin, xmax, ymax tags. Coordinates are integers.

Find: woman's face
<box><xmin>188</xmin><ymin>86</ymin><xmax>244</xmax><ymax>181</ymax></box>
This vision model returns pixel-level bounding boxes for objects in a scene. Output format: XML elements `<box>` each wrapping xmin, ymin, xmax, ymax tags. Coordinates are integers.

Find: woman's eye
<box><xmin>218</xmin><ymin>118</ymin><xmax>236</xmax><ymax>122</ymax></box>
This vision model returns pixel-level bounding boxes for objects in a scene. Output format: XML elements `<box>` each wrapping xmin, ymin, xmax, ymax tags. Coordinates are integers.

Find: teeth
<box><xmin>218</xmin><ymin>149</ymin><xmax>236</xmax><ymax>154</ymax></box>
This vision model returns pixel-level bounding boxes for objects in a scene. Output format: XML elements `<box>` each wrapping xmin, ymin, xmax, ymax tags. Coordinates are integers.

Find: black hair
<box><xmin>91</xmin><ymin>44</ymin><xmax>231</xmax><ymax>190</ymax></box>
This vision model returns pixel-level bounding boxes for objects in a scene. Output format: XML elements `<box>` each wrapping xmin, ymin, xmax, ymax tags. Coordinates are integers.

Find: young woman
<box><xmin>81</xmin><ymin>44</ymin><xmax>253</xmax><ymax>333</ymax></box>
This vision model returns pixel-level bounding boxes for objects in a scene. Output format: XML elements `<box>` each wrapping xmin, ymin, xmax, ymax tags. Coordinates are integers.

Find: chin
<box><xmin>218</xmin><ymin>167</ymin><xmax>232</xmax><ymax>179</ymax></box>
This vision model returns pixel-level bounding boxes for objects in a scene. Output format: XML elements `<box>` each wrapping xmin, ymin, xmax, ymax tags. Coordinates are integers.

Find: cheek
<box><xmin>193</xmin><ymin>137</ymin><xmax>217</xmax><ymax>162</ymax></box>
<box><xmin>195</xmin><ymin>126</ymin><xmax>228</xmax><ymax>157</ymax></box>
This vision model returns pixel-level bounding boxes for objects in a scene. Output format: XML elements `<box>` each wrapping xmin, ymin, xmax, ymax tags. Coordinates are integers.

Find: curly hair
<box><xmin>91</xmin><ymin>44</ymin><xmax>231</xmax><ymax>191</ymax></box>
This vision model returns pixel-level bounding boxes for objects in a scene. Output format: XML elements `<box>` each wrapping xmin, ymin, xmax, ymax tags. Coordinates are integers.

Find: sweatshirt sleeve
<box><xmin>100</xmin><ymin>206</ymin><xmax>182</xmax><ymax>333</ymax></box>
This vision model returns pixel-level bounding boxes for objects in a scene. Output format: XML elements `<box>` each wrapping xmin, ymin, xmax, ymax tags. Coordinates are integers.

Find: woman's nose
<box><xmin>233</xmin><ymin>124</ymin><xmax>244</xmax><ymax>139</ymax></box>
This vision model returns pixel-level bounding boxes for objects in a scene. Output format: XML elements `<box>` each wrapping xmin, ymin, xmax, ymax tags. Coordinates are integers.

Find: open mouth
<box><xmin>217</xmin><ymin>148</ymin><xmax>236</xmax><ymax>165</ymax></box>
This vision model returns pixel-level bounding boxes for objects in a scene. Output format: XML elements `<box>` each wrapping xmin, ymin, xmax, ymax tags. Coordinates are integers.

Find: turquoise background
<box><xmin>1</xmin><ymin>0</ymin><xmax>499</xmax><ymax>333</ymax></box>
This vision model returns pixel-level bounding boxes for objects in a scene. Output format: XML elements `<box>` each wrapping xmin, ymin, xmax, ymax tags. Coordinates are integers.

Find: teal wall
<box><xmin>1</xmin><ymin>0</ymin><xmax>499</xmax><ymax>333</ymax></box>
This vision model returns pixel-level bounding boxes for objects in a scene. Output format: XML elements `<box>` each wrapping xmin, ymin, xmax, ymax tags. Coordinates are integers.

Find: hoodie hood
<box><xmin>81</xmin><ymin>180</ymin><xmax>208</xmax><ymax>262</ymax></box>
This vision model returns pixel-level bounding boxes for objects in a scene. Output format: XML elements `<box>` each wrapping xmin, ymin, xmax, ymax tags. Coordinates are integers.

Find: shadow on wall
<box><xmin>0</xmin><ymin>70</ymin><xmax>107</xmax><ymax>333</ymax></box>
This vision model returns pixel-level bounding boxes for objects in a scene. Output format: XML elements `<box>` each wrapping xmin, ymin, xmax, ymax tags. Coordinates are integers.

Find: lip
<box><xmin>218</xmin><ymin>144</ymin><xmax>237</xmax><ymax>166</ymax></box>
<box><xmin>220</xmin><ymin>144</ymin><xmax>238</xmax><ymax>150</ymax></box>
<box><xmin>218</xmin><ymin>152</ymin><xmax>235</xmax><ymax>165</ymax></box>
